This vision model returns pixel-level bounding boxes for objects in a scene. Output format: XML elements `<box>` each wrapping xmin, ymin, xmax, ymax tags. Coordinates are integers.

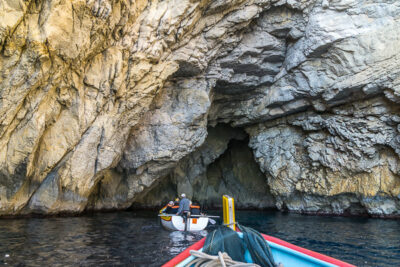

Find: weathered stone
<box><xmin>0</xmin><ymin>0</ymin><xmax>400</xmax><ymax>217</ymax></box>
<box><xmin>247</xmin><ymin>98</ymin><xmax>400</xmax><ymax>216</ymax></box>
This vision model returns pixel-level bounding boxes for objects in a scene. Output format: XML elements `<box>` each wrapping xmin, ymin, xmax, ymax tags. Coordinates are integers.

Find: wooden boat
<box><xmin>160</xmin><ymin>214</ymin><xmax>209</xmax><ymax>231</ymax></box>
<box><xmin>162</xmin><ymin>233</ymin><xmax>356</xmax><ymax>267</ymax></box>
<box><xmin>162</xmin><ymin>196</ymin><xmax>356</xmax><ymax>267</ymax></box>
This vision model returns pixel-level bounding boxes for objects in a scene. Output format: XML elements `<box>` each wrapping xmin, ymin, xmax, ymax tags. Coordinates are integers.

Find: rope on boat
<box><xmin>188</xmin><ymin>250</ymin><xmax>261</xmax><ymax>267</ymax></box>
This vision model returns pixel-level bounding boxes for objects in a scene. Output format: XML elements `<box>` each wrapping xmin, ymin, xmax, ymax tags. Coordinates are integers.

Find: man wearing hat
<box><xmin>176</xmin><ymin>193</ymin><xmax>191</xmax><ymax>217</ymax></box>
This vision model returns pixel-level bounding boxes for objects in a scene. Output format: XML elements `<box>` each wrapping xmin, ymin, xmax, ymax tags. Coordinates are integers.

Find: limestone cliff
<box><xmin>1</xmin><ymin>0</ymin><xmax>399</xmax><ymax>217</ymax></box>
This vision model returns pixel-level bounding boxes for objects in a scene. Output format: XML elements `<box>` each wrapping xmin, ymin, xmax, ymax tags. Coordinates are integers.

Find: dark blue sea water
<box><xmin>0</xmin><ymin>210</ymin><xmax>399</xmax><ymax>266</ymax></box>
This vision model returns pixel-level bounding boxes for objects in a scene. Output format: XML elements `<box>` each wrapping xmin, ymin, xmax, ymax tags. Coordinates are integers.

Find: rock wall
<box><xmin>247</xmin><ymin>97</ymin><xmax>400</xmax><ymax>216</ymax></box>
<box><xmin>1</xmin><ymin>0</ymin><xmax>400</xmax><ymax>216</ymax></box>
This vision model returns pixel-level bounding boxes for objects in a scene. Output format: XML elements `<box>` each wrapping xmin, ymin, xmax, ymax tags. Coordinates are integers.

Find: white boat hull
<box><xmin>160</xmin><ymin>215</ymin><xmax>209</xmax><ymax>231</ymax></box>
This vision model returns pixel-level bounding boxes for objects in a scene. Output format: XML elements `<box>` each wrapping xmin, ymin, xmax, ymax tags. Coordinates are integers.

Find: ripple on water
<box><xmin>0</xmin><ymin>210</ymin><xmax>399</xmax><ymax>266</ymax></box>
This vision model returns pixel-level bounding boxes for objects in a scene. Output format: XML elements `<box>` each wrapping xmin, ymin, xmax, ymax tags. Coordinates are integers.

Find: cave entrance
<box><xmin>131</xmin><ymin>124</ymin><xmax>275</xmax><ymax>210</ymax></box>
<box><xmin>189</xmin><ymin>137</ymin><xmax>275</xmax><ymax>209</ymax></box>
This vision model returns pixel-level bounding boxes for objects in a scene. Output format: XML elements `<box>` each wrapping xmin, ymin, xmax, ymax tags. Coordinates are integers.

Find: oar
<box><xmin>190</xmin><ymin>215</ymin><xmax>220</xmax><ymax>218</ymax></box>
<box><xmin>158</xmin><ymin>214</ymin><xmax>220</xmax><ymax>218</ymax></box>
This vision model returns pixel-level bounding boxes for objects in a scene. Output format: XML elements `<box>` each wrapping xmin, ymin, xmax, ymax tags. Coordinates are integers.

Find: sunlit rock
<box><xmin>0</xmin><ymin>0</ymin><xmax>399</xmax><ymax>217</ymax></box>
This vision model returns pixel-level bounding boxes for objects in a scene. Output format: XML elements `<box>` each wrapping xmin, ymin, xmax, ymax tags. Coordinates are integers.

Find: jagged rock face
<box><xmin>1</xmin><ymin>0</ymin><xmax>400</xmax><ymax>216</ymax></box>
<box><xmin>247</xmin><ymin>98</ymin><xmax>400</xmax><ymax>216</ymax></box>
<box><xmin>209</xmin><ymin>0</ymin><xmax>400</xmax><ymax>126</ymax></box>
<box><xmin>0</xmin><ymin>0</ymin><xmax>270</xmax><ymax>214</ymax></box>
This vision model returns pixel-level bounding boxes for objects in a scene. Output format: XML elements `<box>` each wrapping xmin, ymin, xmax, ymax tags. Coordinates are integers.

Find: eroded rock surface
<box><xmin>1</xmin><ymin>0</ymin><xmax>400</xmax><ymax>216</ymax></box>
<box><xmin>247</xmin><ymin>98</ymin><xmax>400</xmax><ymax>216</ymax></box>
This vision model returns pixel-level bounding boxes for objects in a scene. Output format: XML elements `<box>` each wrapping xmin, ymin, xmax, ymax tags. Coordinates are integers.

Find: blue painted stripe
<box><xmin>268</xmin><ymin>242</ymin><xmax>337</xmax><ymax>267</ymax></box>
<box><xmin>175</xmin><ymin>248</ymin><xmax>203</xmax><ymax>267</ymax></box>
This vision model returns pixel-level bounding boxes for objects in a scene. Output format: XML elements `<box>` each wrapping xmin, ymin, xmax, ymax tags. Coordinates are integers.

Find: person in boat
<box><xmin>177</xmin><ymin>193</ymin><xmax>191</xmax><ymax>218</ymax></box>
<box><xmin>165</xmin><ymin>201</ymin><xmax>179</xmax><ymax>214</ymax></box>
<box><xmin>160</xmin><ymin>201</ymin><xmax>174</xmax><ymax>214</ymax></box>
<box><xmin>190</xmin><ymin>202</ymin><xmax>201</xmax><ymax>215</ymax></box>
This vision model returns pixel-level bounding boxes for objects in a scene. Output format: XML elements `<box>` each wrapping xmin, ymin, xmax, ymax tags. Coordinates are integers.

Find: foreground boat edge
<box><xmin>162</xmin><ymin>237</ymin><xmax>205</xmax><ymax>267</ymax></box>
<box><xmin>162</xmin><ymin>234</ymin><xmax>355</xmax><ymax>267</ymax></box>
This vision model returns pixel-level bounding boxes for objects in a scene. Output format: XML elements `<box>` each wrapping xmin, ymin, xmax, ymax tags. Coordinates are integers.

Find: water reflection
<box><xmin>167</xmin><ymin>231</ymin><xmax>207</xmax><ymax>255</ymax></box>
<box><xmin>0</xmin><ymin>210</ymin><xmax>398</xmax><ymax>266</ymax></box>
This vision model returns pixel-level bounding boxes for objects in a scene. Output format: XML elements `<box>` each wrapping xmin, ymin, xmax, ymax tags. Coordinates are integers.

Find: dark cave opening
<box><xmin>130</xmin><ymin>124</ymin><xmax>275</xmax><ymax>210</ymax></box>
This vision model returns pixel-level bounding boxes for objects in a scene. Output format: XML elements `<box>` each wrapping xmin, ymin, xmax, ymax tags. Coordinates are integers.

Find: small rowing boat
<box><xmin>159</xmin><ymin>214</ymin><xmax>210</xmax><ymax>231</ymax></box>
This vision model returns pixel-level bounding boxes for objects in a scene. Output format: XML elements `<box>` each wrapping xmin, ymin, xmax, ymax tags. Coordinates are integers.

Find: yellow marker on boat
<box><xmin>222</xmin><ymin>195</ymin><xmax>236</xmax><ymax>230</ymax></box>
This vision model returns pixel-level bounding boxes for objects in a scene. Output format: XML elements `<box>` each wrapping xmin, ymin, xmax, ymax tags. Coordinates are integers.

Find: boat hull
<box><xmin>160</xmin><ymin>215</ymin><xmax>209</xmax><ymax>231</ymax></box>
<box><xmin>162</xmin><ymin>233</ymin><xmax>355</xmax><ymax>267</ymax></box>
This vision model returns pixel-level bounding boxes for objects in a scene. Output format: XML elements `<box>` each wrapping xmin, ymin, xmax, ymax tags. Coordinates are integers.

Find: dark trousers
<box><xmin>182</xmin><ymin>211</ymin><xmax>191</xmax><ymax>231</ymax></box>
<box><xmin>181</xmin><ymin>211</ymin><xmax>190</xmax><ymax>220</ymax></box>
